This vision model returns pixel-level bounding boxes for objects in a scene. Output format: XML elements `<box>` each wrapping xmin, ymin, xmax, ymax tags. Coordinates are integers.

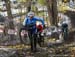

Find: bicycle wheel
<box><xmin>19</xmin><ymin>28</ymin><xmax>29</xmax><ymax>44</ymax></box>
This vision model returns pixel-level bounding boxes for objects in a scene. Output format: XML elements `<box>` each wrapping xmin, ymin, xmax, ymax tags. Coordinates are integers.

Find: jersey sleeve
<box><xmin>23</xmin><ymin>18</ymin><xmax>27</xmax><ymax>26</ymax></box>
<box><xmin>35</xmin><ymin>17</ymin><xmax>45</xmax><ymax>26</ymax></box>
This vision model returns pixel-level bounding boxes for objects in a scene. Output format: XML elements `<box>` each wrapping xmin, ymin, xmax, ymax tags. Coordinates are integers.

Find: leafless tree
<box><xmin>4</xmin><ymin>0</ymin><xmax>14</xmax><ymax>29</ymax></box>
<box><xmin>46</xmin><ymin>0</ymin><xmax>58</xmax><ymax>25</ymax></box>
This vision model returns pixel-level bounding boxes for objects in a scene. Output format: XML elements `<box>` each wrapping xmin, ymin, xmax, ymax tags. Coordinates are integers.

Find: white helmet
<box><xmin>27</xmin><ymin>11</ymin><xmax>35</xmax><ymax>17</ymax></box>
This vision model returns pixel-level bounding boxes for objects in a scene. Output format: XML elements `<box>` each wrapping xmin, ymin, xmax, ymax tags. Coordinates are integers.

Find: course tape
<box><xmin>0</xmin><ymin>44</ymin><xmax>30</xmax><ymax>50</ymax></box>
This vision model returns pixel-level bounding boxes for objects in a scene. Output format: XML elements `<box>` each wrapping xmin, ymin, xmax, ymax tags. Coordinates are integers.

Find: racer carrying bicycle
<box><xmin>23</xmin><ymin>11</ymin><xmax>45</xmax><ymax>52</ymax></box>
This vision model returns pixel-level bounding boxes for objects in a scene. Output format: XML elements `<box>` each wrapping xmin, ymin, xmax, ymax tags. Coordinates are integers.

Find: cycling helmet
<box><xmin>27</xmin><ymin>11</ymin><xmax>35</xmax><ymax>17</ymax></box>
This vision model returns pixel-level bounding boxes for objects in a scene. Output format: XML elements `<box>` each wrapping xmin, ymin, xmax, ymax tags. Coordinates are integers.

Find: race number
<box><xmin>0</xmin><ymin>28</ymin><xmax>3</xmax><ymax>33</ymax></box>
<box><xmin>8</xmin><ymin>29</ymin><xmax>15</xmax><ymax>35</ymax></box>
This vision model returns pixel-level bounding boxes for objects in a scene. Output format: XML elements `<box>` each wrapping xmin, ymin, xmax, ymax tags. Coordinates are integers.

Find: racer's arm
<box><xmin>35</xmin><ymin>17</ymin><xmax>45</xmax><ymax>26</ymax></box>
<box><xmin>23</xmin><ymin>18</ymin><xmax>28</xmax><ymax>26</ymax></box>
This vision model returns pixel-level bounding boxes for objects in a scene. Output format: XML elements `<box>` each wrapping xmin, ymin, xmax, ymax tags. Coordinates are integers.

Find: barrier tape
<box><xmin>0</xmin><ymin>44</ymin><xmax>30</xmax><ymax>50</ymax></box>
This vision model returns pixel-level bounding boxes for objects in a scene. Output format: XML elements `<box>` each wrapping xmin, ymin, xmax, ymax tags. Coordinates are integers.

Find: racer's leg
<box><xmin>37</xmin><ymin>29</ymin><xmax>42</xmax><ymax>47</ymax></box>
<box><xmin>28</xmin><ymin>31</ymin><xmax>34</xmax><ymax>52</ymax></box>
<box><xmin>39</xmin><ymin>32</ymin><xmax>44</xmax><ymax>47</ymax></box>
<box><xmin>38</xmin><ymin>32</ymin><xmax>41</xmax><ymax>47</ymax></box>
<box><xmin>33</xmin><ymin>33</ymin><xmax>37</xmax><ymax>52</ymax></box>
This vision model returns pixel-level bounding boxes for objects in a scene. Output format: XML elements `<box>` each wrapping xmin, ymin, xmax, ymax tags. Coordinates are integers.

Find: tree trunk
<box><xmin>46</xmin><ymin>0</ymin><xmax>58</xmax><ymax>25</ymax></box>
<box><xmin>5</xmin><ymin>0</ymin><xmax>14</xmax><ymax>29</ymax></box>
<box><xmin>52</xmin><ymin>0</ymin><xmax>58</xmax><ymax>25</ymax></box>
<box><xmin>4</xmin><ymin>0</ymin><xmax>15</xmax><ymax>45</ymax></box>
<box><xmin>46</xmin><ymin>0</ymin><xmax>52</xmax><ymax>25</ymax></box>
<box><xmin>27</xmin><ymin>0</ymin><xmax>32</xmax><ymax>12</ymax></box>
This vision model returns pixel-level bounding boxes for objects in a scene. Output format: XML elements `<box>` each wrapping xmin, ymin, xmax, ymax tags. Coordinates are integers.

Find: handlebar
<box><xmin>25</xmin><ymin>23</ymin><xmax>45</xmax><ymax>31</ymax></box>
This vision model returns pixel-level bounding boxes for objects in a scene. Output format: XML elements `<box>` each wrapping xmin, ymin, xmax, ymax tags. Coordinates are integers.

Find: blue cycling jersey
<box><xmin>23</xmin><ymin>16</ymin><xmax>45</xmax><ymax>33</ymax></box>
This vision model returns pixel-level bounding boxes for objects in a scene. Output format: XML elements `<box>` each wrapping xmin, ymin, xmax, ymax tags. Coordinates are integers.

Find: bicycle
<box><xmin>19</xmin><ymin>23</ymin><xmax>44</xmax><ymax>51</ymax></box>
